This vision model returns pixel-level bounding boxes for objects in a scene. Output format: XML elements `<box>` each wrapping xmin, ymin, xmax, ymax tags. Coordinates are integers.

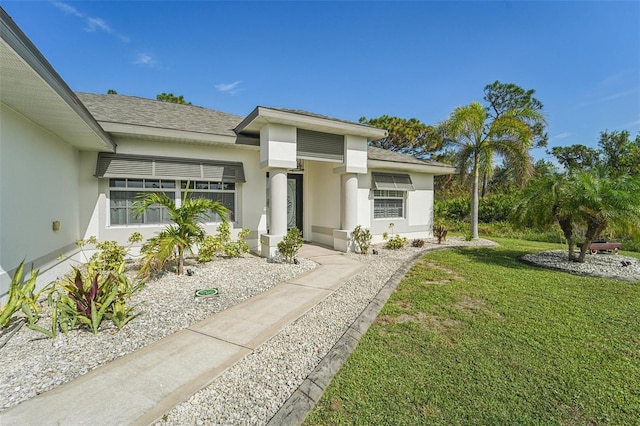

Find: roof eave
<box><xmin>368</xmin><ymin>159</ymin><xmax>457</xmax><ymax>175</ymax></box>
<box><xmin>235</xmin><ymin>106</ymin><xmax>388</xmax><ymax>140</ymax></box>
<box><xmin>0</xmin><ymin>8</ymin><xmax>114</xmax><ymax>152</ymax></box>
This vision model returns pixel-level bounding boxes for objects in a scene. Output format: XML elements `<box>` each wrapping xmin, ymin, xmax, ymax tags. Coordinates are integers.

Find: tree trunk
<box><xmin>177</xmin><ymin>246</ymin><xmax>184</xmax><ymax>275</ymax></box>
<box><xmin>471</xmin><ymin>155</ymin><xmax>480</xmax><ymax>239</ymax></box>
<box><xmin>577</xmin><ymin>219</ymin><xmax>606</xmax><ymax>263</ymax></box>
<box><xmin>557</xmin><ymin>215</ymin><xmax>576</xmax><ymax>261</ymax></box>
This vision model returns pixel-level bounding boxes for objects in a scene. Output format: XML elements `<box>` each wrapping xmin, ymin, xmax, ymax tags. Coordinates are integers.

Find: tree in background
<box><xmin>438</xmin><ymin>101</ymin><xmax>545</xmax><ymax>239</ymax></box>
<box><xmin>597</xmin><ymin>130</ymin><xmax>640</xmax><ymax>177</ymax></box>
<box><xmin>480</xmin><ymin>81</ymin><xmax>548</xmax><ymax>196</ymax></box>
<box><xmin>107</xmin><ymin>89</ymin><xmax>118</xmax><ymax>94</ymax></box>
<box><xmin>156</xmin><ymin>93</ymin><xmax>192</xmax><ymax>105</ymax></box>
<box><xmin>549</xmin><ymin>144</ymin><xmax>600</xmax><ymax>172</ymax></box>
<box><xmin>549</xmin><ymin>130</ymin><xmax>640</xmax><ymax>177</ymax></box>
<box><xmin>359</xmin><ymin>115</ymin><xmax>440</xmax><ymax>158</ymax></box>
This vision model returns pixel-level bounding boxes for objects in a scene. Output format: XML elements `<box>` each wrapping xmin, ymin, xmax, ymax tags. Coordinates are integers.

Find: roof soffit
<box><xmin>235</xmin><ymin>106</ymin><xmax>388</xmax><ymax>140</ymax></box>
<box><xmin>0</xmin><ymin>9</ymin><xmax>114</xmax><ymax>151</ymax></box>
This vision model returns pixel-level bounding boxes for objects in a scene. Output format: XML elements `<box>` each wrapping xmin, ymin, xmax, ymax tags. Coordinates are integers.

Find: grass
<box><xmin>304</xmin><ymin>238</ymin><xmax>640</xmax><ymax>425</ymax></box>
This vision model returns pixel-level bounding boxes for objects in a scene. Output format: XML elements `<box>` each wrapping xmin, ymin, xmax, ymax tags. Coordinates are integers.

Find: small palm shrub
<box><xmin>134</xmin><ymin>188</ymin><xmax>229</xmax><ymax>275</ymax></box>
<box><xmin>277</xmin><ymin>228</ymin><xmax>304</xmax><ymax>263</ymax></box>
<box><xmin>352</xmin><ymin>225</ymin><xmax>372</xmax><ymax>254</ymax></box>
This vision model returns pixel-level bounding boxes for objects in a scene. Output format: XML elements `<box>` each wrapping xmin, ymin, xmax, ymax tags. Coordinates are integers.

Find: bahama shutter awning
<box><xmin>371</xmin><ymin>172</ymin><xmax>415</xmax><ymax>191</ymax></box>
<box><xmin>95</xmin><ymin>153</ymin><xmax>246</xmax><ymax>182</ymax></box>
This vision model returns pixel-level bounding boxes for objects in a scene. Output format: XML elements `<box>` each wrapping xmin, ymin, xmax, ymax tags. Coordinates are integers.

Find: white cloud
<box><xmin>215</xmin><ymin>81</ymin><xmax>242</xmax><ymax>94</ymax></box>
<box><xmin>51</xmin><ymin>2</ymin><xmax>129</xmax><ymax>42</ymax></box>
<box><xmin>85</xmin><ymin>17</ymin><xmax>111</xmax><ymax>33</ymax></box>
<box><xmin>52</xmin><ymin>2</ymin><xmax>83</xmax><ymax>17</ymax></box>
<box><xmin>134</xmin><ymin>53</ymin><xmax>157</xmax><ymax>66</ymax></box>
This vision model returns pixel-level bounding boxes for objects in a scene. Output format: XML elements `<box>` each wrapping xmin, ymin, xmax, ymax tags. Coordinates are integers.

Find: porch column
<box><xmin>342</xmin><ymin>173</ymin><xmax>358</xmax><ymax>231</ymax></box>
<box><xmin>334</xmin><ymin>173</ymin><xmax>358</xmax><ymax>252</ymax></box>
<box><xmin>261</xmin><ymin>168</ymin><xmax>288</xmax><ymax>258</ymax></box>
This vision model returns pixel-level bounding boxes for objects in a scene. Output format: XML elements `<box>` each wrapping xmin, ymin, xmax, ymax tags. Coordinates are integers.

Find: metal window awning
<box><xmin>371</xmin><ymin>172</ymin><xmax>414</xmax><ymax>191</ymax></box>
<box><xmin>95</xmin><ymin>153</ymin><xmax>246</xmax><ymax>182</ymax></box>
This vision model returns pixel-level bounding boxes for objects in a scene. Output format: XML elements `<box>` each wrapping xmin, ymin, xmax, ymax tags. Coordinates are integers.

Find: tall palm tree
<box><xmin>440</xmin><ymin>102</ymin><xmax>545</xmax><ymax>238</ymax></box>
<box><xmin>134</xmin><ymin>190</ymin><xmax>229</xmax><ymax>275</ymax></box>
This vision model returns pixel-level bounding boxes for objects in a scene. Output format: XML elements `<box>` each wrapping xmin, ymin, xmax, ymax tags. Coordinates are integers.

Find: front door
<box><xmin>287</xmin><ymin>174</ymin><xmax>303</xmax><ymax>231</ymax></box>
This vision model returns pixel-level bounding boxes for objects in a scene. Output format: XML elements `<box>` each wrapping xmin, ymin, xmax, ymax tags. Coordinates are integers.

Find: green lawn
<box><xmin>304</xmin><ymin>239</ymin><xmax>640</xmax><ymax>425</ymax></box>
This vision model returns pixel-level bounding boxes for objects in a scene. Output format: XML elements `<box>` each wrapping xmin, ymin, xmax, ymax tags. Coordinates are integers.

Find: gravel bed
<box><xmin>0</xmin><ymin>254</ymin><xmax>316</xmax><ymax>412</ymax></box>
<box><xmin>522</xmin><ymin>250</ymin><xmax>640</xmax><ymax>282</ymax></box>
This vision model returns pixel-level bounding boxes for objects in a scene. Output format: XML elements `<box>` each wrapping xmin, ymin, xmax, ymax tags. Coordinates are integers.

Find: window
<box><xmin>109</xmin><ymin>178</ymin><xmax>236</xmax><ymax>225</ymax></box>
<box><xmin>181</xmin><ymin>180</ymin><xmax>236</xmax><ymax>222</ymax></box>
<box><xmin>109</xmin><ymin>179</ymin><xmax>174</xmax><ymax>225</ymax></box>
<box><xmin>373</xmin><ymin>190</ymin><xmax>404</xmax><ymax>219</ymax></box>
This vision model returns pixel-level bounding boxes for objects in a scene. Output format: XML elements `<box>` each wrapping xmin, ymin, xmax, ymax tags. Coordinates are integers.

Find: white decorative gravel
<box><xmin>0</xmin><ymin>254</ymin><xmax>315</xmax><ymax>412</ymax></box>
<box><xmin>522</xmin><ymin>249</ymin><xmax>640</xmax><ymax>282</ymax></box>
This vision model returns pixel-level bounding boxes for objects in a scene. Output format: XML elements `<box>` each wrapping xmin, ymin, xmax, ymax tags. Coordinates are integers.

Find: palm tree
<box><xmin>440</xmin><ymin>102</ymin><xmax>545</xmax><ymax>238</ymax></box>
<box><xmin>512</xmin><ymin>170</ymin><xmax>640</xmax><ymax>262</ymax></box>
<box><xmin>567</xmin><ymin>169</ymin><xmax>640</xmax><ymax>262</ymax></box>
<box><xmin>133</xmin><ymin>190</ymin><xmax>229</xmax><ymax>275</ymax></box>
<box><xmin>511</xmin><ymin>173</ymin><xmax>580</xmax><ymax>259</ymax></box>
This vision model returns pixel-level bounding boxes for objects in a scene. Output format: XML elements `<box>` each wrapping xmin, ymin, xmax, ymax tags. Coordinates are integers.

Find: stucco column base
<box><xmin>260</xmin><ymin>233</ymin><xmax>284</xmax><ymax>259</ymax></box>
<box><xmin>333</xmin><ymin>230</ymin><xmax>353</xmax><ymax>253</ymax></box>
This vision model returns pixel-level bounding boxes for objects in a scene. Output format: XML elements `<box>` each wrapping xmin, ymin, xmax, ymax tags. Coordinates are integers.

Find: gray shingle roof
<box><xmin>75</xmin><ymin>93</ymin><xmax>244</xmax><ymax>137</ymax></box>
<box><xmin>367</xmin><ymin>146</ymin><xmax>453</xmax><ymax>168</ymax></box>
<box><xmin>75</xmin><ymin>93</ymin><xmax>452</xmax><ymax>171</ymax></box>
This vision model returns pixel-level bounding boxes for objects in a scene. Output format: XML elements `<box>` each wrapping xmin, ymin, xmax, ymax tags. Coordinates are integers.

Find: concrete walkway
<box><xmin>0</xmin><ymin>244</ymin><xmax>364</xmax><ymax>426</ymax></box>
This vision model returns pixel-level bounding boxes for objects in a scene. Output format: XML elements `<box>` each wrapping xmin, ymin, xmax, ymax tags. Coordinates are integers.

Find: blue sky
<box><xmin>2</xmin><ymin>1</ymin><xmax>639</xmax><ymax>161</ymax></box>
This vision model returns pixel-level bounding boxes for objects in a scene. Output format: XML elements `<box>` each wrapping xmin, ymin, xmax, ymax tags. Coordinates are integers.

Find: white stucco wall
<box><xmin>0</xmin><ymin>105</ymin><xmax>84</xmax><ymax>297</ymax></box>
<box><xmin>369</xmin><ymin>169</ymin><xmax>435</xmax><ymax>240</ymax></box>
<box><xmin>307</xmin><ymin>161</ymin><xmax>341</xmax><ymax>246</ymax></box>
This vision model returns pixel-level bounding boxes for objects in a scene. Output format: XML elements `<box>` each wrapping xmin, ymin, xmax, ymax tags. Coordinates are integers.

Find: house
<box><xmin>0</xmin><ymin>8</ymin><xmax>455</xmax><ymax>297</ymax></box>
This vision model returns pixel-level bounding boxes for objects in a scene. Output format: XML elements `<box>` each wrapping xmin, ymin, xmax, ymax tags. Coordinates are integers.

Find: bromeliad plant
<box><xmin>134</xmin><ymin>187</ymin><xmax>229</xmax><ymax>275</ymax></box>
<box><xmin>49</xmin><ymin>262</ymin><xmax>144</xmax><ymax>335</ymax></box>
<box><xmin>0</xmin><ymin>260</ymin><xmax>47</xmax><ymax>328</ymax></box>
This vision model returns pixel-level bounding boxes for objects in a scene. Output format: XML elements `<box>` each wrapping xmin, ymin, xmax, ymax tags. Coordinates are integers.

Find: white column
<box><xmin>261</xmin><ymin>168</ymin><xmax>288</xmax><ymax>258</ymax></box>
<box><xmin>269</xmin><ymin>168</ymin><xmax>288</xmax><ymax>236</ymax></box>
<box><xmin>334</xmin><ymin>173</ymin><xmax>359</xmax><ymax>252</ymax></box>
<box><xmin>342</xmin><ymin>173</ymin><xmax>358</xmax><ymax>231</ymax></box>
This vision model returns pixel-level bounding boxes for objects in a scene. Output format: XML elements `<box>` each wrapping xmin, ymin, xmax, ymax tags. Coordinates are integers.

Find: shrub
<box><xmin>352</xmin><ymin>225</ymin><xmax>373</xmax><ymax>254</ymax></box>
<box><xmin>277</xmin><ymin>228</ymin><xmax>304</xmax><ymax>263</ymax></box>
<box><xmin>411</xmin><ymin>239</ymin><xmax>425</xmax><ymax>248</ymax></box>
<box><xmin>433</xmin><ymin>224</ymin><xmax>448</xmax><ymax>244</ymax></box>
<box><xmin>198</xmin><ymin>223</ymin><xmax>250</xmax><ymax>262</ymax></box>
<box><xmin>73</xmin><ymin>233</ymin><xmax>142</xmax><ymax>273</ymax></box>
<box><xmin>385</xmin><ymin>235</ymin><xmax>407</xmax><ymax>250</ymax></box>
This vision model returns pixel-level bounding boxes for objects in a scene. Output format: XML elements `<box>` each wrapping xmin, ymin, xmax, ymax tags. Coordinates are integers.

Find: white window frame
<box><xmin>108</xmin><ymin>178</ymin><xmax>237</xmax><ymax>226</ymax></box>
<box><xmin>373</xmin><ymin>190</ymin><xmax>405</xmax><ymax>219</ymax></box>
<box><xmin>181</xmin><ymin>180</ymin><xmax>237</xmax><ymax>223</ymax></box>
